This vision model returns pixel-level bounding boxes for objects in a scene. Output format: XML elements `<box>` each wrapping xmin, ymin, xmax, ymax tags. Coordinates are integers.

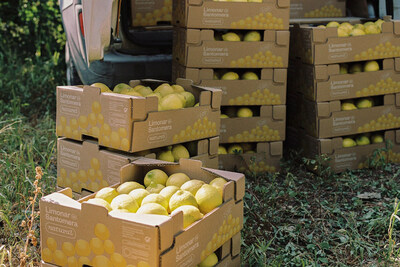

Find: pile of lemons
<box><xmin>341</xmin><ymin>97</ymin><xmax>374</xmax><ymax>111</ymax></box>
<box><xmin>342</xmin><ymin>133</ymin><xmax>384</xmax><ymax>148</ymax></box>
<box><xmin>321</xmin><ymin>19</ymin><xmax>384</xmax><ymax>37</ymax></box>
<box><xmin>155</xmin><ymin>144</ymin><xmax>191</xmax><ymax>162</ymax></box>
<box><xmin>340</xmin><ymin>60</ymin><xmax>380</xmax><ymax>74</ymax></box>
<box><xmin>88</xmin><ymin>170</ymin><xmax>227</xmax><ymax>229</ymax></box>
<box><xmin>92</xmin><ymin>82</ymin><xmax>196</xmax><ymax>111</ymax></box>
<box><xmin>216</xmin><ymin>30</ymin><xmax>262</xmax><ymax>42</ymax></box>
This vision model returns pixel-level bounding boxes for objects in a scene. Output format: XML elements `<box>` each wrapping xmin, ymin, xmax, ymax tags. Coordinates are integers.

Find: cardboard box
<box><xmin>174</xmin><ymin>28</ymin><xmax>290</xmax><ymax>68</ymax></box>
<box><xmin>131</xmin><ymin>0</ymin><xmax>172</xmax><ymax>27</ymax></box>
<box><xmin>289</xmin><ymin>129</ymin><xmax>400</xmax><ymax>172</ymax></box>
<box><xmin>290</xmin><ymin>0</ymin><xmax>346</xmax><ymax>19</ymax></box>
<box><xmin>220</xmin><ymin>105</ymin><xmax>286</xmax><ymax>143</ymax></box>
<box><xmin>290</xmin><ymin>21</ymin><xmax>400</xmax><ymax>65</ymax></box>
<box><xmin>219</xmin><ymin>141</ymin><xmax>282</xmax><ymax>174</ymax></box>
<box><xmin>40</xmin><ymin>158</ymin><xmax>245</xmax><ymax>267</ymax></box>
<box><xmin>172</xmin><ymin>63</ymin><xmax>287</xmax><ymax>106</ymax></box>
<box><xmin>57</xmin><ymin>137</ymin><xmax>219</xmax><ymax>194</ymax></box>
<box><xmin>295</xmin><ymin>58</ymin><xmax>400</xmax><ymax>102</ymax></box>
<box><xmin>172</xmin><ymin>0</ymin><xmax>290</xmax><ymax>30</ymax></box>
<box><xmin>301</xmin><ymin>93</ymin><xmax>400</xmax><ymax>138</ymax></box>
<box><xmin>56</xmin><ymin>79</ymin><xmax>222</xmax><ymax>152</ymax></box>
<box><xmin>216</xmin><ymin>254</ymin><xmax>240</xmax><ymax>267</ymax></box>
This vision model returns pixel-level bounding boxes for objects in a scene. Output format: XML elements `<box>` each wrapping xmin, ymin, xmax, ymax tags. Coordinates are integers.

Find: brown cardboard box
<box><xmin>293</xmin><ymin>129</ymin><xmax>400</xmax><ymax>172</ymax></box>
<box><xmin>290</xmin><ymin>0</ymin><xmax>346</xmax><ymax>19</ymax></box>
<box><xmin>216</xmin><ymin>254</ymin><xmax>240</xmax><ymax>267</ymax></box>
<box><xmin>220</xmin><ymin>105</ymin><xmax>286</xmax><ymax>143</ymax></box>
<box><xmin>172</xmin><ymin>0</ymin><xmax>290</xmax><ymax>30</ymax></box>
<box><xmin>56</xmin><ymin>79</ymin><xmax>221</xmax><ymax>152</ymax></box>
<box><xmin>40</xmin><ymin>158</ymin><xmax>245</xmax><ymax>267</ymax></box>
<box><xmin>219</xmin><ymin>141</ymin><xmax>282</xmax><ymax>174</ymax></box>
<box><xmin>291</xmin><ymin>21</ymin><xmax>400</xmax><ymax>65</ymax></box>
<box><xmin>301</xmin><ymin>93</ymin><xmax>400</xmax><ymax>138</ymax></box>
<box><xmin>131</xmin><ymin>0</ymin><xmax>172</xmax><ymax>27</ymax></box>
<box><xmin>172</xmin><ymin>62</ymin><xmax>287</xmax><ymax>106</ymax></box>
<box><xmin>57</xmin><ymin>137</ymin><xmax>219</xmax><ymax>194</ymax></box>
<box><xmin>174</xmin><ymin>28</ymin><xmax>290</xmax><ymax>68</ymax></box>
<box><xmin>296</xmin><ymin>58</ymin><xmax>400</xmax><ymax>102</ymax></box>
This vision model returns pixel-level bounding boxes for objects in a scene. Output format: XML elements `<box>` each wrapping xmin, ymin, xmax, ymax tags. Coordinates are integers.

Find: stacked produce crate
<box><xmin>172</xmin><ymin>0</ymin><xmax>290</xmax><ymax>175</ymax></box>
<box><xmin>287</xmin><ymin>18</ymin><xmax>400</xmax><ymax>172</ymax></box>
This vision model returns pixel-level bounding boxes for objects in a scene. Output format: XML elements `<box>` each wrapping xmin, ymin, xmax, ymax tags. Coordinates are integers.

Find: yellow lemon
<box><xmin>95</xmin><ymin>187</ymin><xmax>118</xmax><ymax>204</ymax></box>
<box><xmin>113</xmin><ymin>83</ymin><xmax>132</xmax><ymax>93</ymax></box>
<box><xmin>350</xmin><ymin>28</ymin><xmax>366</xmax><ymax>36</ymax></box>
<box><xmin>326</xmin><ymin>21</ymin><xmax>340</xmax><ymax>28</ymax></box>
<box><xmin>141</xmin><ymin>193</ymin><xmax>169</xmax><ymax>210</ymax></box>
<box><xmin>209</xmin><ymin>177</ymin><xmax>228</xmax><ymax>197</ymax></box>
<box><xmin>172</xmin><ymin>84</ymin><xmax>185</xmax><ymax>93</ymax></box>
<box><xmin>154</xmin><ymin>83</ymin><xmax>174</xmax><ymax>97</ymax></box>
<box><xmin>144</xmin><ymin>169</ymin><xmax>168</xmax><ymax>187</ymax></box>
<box><xmin>137</xmin><ymin>86</ymin><xmax>153</xmax><ymax>96</ymax></box>
<box><xmin>117</xmin><ymin>181</ymin><xmax>145</xmax><ymax>194</ymax></box>
<box><xmin>166</xmin><ymin>173</ymin><xmax>190</xmax><ymax>187</ymax></box>
<box><xmin>195</xmin><ymin>184</ymin><xmax>223</xmax><ymax>214</ymax></box>
<box><xmin>355</xmin><ymin>98</ymin><xmax>373</xmax><ymax>109</ymax></box>
<box><xmin>343</xmin><ymin>138</ymin><xmax>357</xmax><ymax>148</ymax></box>
<box><xmin>220</xmin><ymin>114</ymin><xmax>229</xmax><ymax>119</ymax></box>
<box><xmin>242</xmin><ymin>71</ymin><xmax>259</xmax><ymax>80</ymax></box>
<box><xmin>137</xmin><ymin>203</ymin><xmax>168</xmax><ymax>215</ymax></box>
<box><xmin>91</xmin><ymin>83</ymin><xmax>111</xmax><ymax>93</ymax></box>
<box><xmin>171</xmin><ymin>145</ymin><xmax>190</xmax><ymax>162</ymax></box>
<box><xmin>124</xmin><ymin>91</ymin><xmax>142</xmax><ymax>97</ymax></box>
<box><xmin>147</xmin><ymin>92</ymin><xmax>162</xmax><ymax>101</ymax></box>
<box><xmin>237</xmin><ymin>107</ymin><xmax>253</xmax><ymax>117</ymax></box>
<box><xmin>181</xmin><ymin>179</ymin><xmax>205</xmax><ymax>196</ymax></box>
<box><xmin>221</xmin><ymin>72</ymin><xmax>239</xmax><ymax>80</ymax></box>
<box><xmin>243</xmin><ymin>31</ymin><xmax>261</xmax><ymax>42</ymax></box>
<box><xmin>222</xmin><ymin>32</ymin><xmax>241</xmax><ymax>41</ymax></box>
<box><xmin>371</xmin><ymin>134</ymin><xmax>384</xmax><ymax>144</ymax></box>
<box><xmin>110</xmin><ymin>194</ymin><xmax>139</xmax><ymax>213</ymax></box>
<box><xmin>169</xmin><ymin>189</ymin><xmax>198</xmax><ymax>212</ymax></box>
<box><xmin>159</xmin><ymin>186</ymin><xmax>180</xmax><ymax>203</ymax></box>
<box><xmin>341</xmin><ymin>101</ymin><xmax>357</xmax><ymax>111</ymax></box>
<box><xmin>180</xmin><ymin>91</ymin><xmax>196</xmax><ymax>107</ymax></box>
<box><xmin>160</xmin><ymin>94</ymin><xmax>185</xmax><ymax>110</ymax></box>
<box><xmin>171</xmin><ymin>205</ymin><xmax>203</xmax><ymax>228</ymax></box>
<box><xmin>356</xmin><ymin>135</ymin><xmax>370</xmax><ymax>146</ymax></box>
<box><xmin>218</xmin><ymin>146</ymin><xmax>227</xmax><ymax>154</ymax></box>
<box><xmin>157</xmin><ymin>149</ymin><xmax>175</xmax><ymax>162</ymax></box>
<box><xmin>365</xmin><ymin>24</ymin><xmax>381</xmax><ymax>34</ymax></box>
<box><xmin>349</xmin><ymin>63</ymin><xmax>363</xmax><ymax>74</ymax></box>
<box><xmin>146</xmin><ymin>181</ymin><xmax>166</xmax><ymax>194</ymax></box>
<box><xmin>363</xmin><ymin>61</ymin><xmax>380</xmax><ymax>72</ymax></box>
<box><xmin>228</xmin><ymin>144</ymin><xmax>243</xmax><ymax>154</ymax></box>
<box><xmin>198</xmin><ymin>253</ymin><xmax>218</xmax><ymax>267</ymax></box>
<box><xmin>86</xmin><ymin>198</ymin><xmax>112</xmax><ymax>212</ymax></box>
<box><xmin>128</xmin><ymin>188</ymin><xmax>150</xmax><ymax>206</ymax></box>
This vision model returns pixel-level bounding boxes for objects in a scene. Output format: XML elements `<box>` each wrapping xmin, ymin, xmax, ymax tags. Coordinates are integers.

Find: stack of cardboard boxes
<box><xmin>171</xmin><ymin>0</ymin><xmax>290</xmax><ymax>175</ymax></box>
<box><xmin>287</xmin><ymin>19</ymin><xmax>400</xmax><ymax>172</ymax></box>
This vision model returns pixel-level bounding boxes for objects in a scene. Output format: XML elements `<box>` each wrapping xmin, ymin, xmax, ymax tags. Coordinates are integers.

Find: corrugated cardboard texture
<box><xmin>290</xmin><ymin>0</ymin><xmax>346</xmax><ymax>19</ymax></box>
<box><xmin>220</xmin><ymin>105</ymin><xmax>286</xmax><ymax>143</ymax></box>
<box><xmin>172</xmin><ymin>62</ymin><xmax>287</xmax><ymax>106</ymax></box>
<box><xmin>174</xmin><ymin>28</ymin><xmax>290</xmax><ymax>68</ymax></box>
<box><xmin>291</xmin><ymin>21</ymin><xmax>400</xmax><ymax>64</ymax></box>
<box><xmin>173</xmin><ymin>0</ymin><xmax>289</xmax><ymax>30</ymax></box>
<box><xmin>40</xmin><ymin>159</ymin><xmax>245</xmax><ymax>267</ymax></box>
<box><xmin>56</xmin><ymin>79</ymin><xmax>222</xmax><ymax>152</ymax></box>
<box><xmin>130</xmin><ymin>0</ymin><xmax>172</xmax><ymax>27</ymax></box>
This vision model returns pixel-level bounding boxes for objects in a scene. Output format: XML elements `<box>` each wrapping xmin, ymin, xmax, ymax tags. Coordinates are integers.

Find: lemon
<box><xmin>132</xmin><ymin>85</ymin><xmax>145</xmax><ymax>91</ymax></box>
<box><xmin>167</xmin><ymin>173</ymin><xmax>190</xmax><ymax>187</ymax></box>
<box><xmin>356</xmin><ymin>135</ymin><xmax>370</xmax><ymax>146</ymax></box>
<box><xmin>137</xmin><ymin>203</ymin><xmax>168</xmax><ymax>215</ymax></box>
<box><xmin>86</xmin><ymin>198</ymin><xmax>112</xmax><ymax>212</ymax></box>
<box><xmin>169</xmin><ymin>190</ymin><xmax>198</xmax><ymax>212</ymax></box>
<box><xmin>144</xmin><ymin>169</ymin><xmax>168</xmax><ymax>187</ymax></box>
<box><xmin>340</xmin><ymin>64</ymin><xmax>348</xmax><ymax>74</ymax></box>
<box><xmin>237</xmin><ymin>107</ymin><xmax>253</xmax><ymax>117</ymax></box>
<box><xmin>141</xmin><ymin>193</ymin><xmax>169</xmax><ymax>211</ymax></box>
<box><xmin>146</xmin><ymin>181</ymin><xmax>165</xmax><ymax>194</ymax></box>
<box><xmin>171</xmin><ymin>205</ymin><xmax>203</xmax><ymax>228</ymax></box>
<box><xmin>159</xmin><ymin>186</ymin><xmax>180</xmax><ymax>202</ymax></box>
<box><xmin>242</xmin><ymin>72</ymin><xmax>259</xmax><ymax>80</ymax></box>
<box><xmin>218</xmin><ymin>146</ymin><xmax>227</xmax><ymax>155</ymax></box>
<box><xmin>172</xmin><ymin>84</ymin><xmax>185</xmax><ymax>93</ymax></box>
<box><xmin>91</xmin><ymin>83</ymin><xmax>112</xmax><ymax>93</ymax></box>
<box><xmin>128</xmin><ymin>188</ymin><xmax>150</xmax><ymax>206</ymax></box>
<box><xmin>195</xmin><ymin>184</ymin><xmax>223</xmax><ymax>214</ymax></box>
<box><xmin>160</xmin><ymin>94</ymin><xmax>185</xmax><ymax>111</ymax></box>
<box><xmin>95</xmin><ymin>187</ymin><xmax>119</xmax><ymax>204</ymax></box>
<box><xmin>341</xmin><ymin>101</ymin><xmax>357</xmax><ymax>111</ymax></box>
<box><xmin>209</xmin><ymin>177</ymin><xmax>228</xmax><ymax>197</ymax></box>
<box><xmin>124</xmin><ymin>91</ymin><xmax>143</xmax><ymax>97</ymax></box>
<box><xmin>343</xmin><ymin>138</ymin><xmax>357</xmax><ymax>148</ymax></box>
<box><xmin>363</xmin><ymin>61</ymin><xmax>380</xmax><ymax>72</ymax></box>
<box><xmin>175</xmin><ymin>93</ymin><xmax>187</xmax><ymax>106</ymax></box>
<box><xmin>350</xmin><ymin>28</ymin><xmax>366</xmax><ymax>36</ymax></box>
<box><xmin>180</xmin><ymin>91</ymin><xmax>196</xmax><ymax>107</ymax></box>
<box><xmin>147</xmin><ymin>92</ymin><xmax>162</xmax><ymax>101</ymax></box>
<box><xmin>137</xmin><ymin>86</ymin><xmax>154</xmax><ymax>96</ymax></box>
<box><xmin>221</xmin><ymin>72</ymin><xmax>239</xmax><ymax>80</ymax></box>
<box><xmin>181</xmin><ymin>179</ymin><xmax>205</xmax><ymax>196</ymax></box>
<box><xmin>172</xmin><ymin>145</ymin><xmax>190</xmax><ymax>162</ymax></box>
<box><xmin>339</xmin><ymin>22</ymin><xmax>353</xmax><ymax>33</ymax></box>
<box><xmin>198</xmin><ymin>253</ymin><xmax>218</xmax><ymax>267</ymax></box>
<box><xmin>365</xmin><ymin>24</ymin><xmax>381</xmax><ymax>34</ymax></box>
<box><xmin>337</xmin><ymin>27</ymin><xmax>349</xmax><ymax>37</ymax></box>
<box><xmin>113</xmin><ymin>83</ymin><xmax>132</xmax><ymax>93</ymax></box>
<box><xmin>117</xmin><ymin>181</ymin><xmax>144</xmax><ymax>195</ymax></box>
<box><xmin>157</xmin><ymin>150</ymin><xmax>175</xmax><ymax>162</ymax></box>
<box><xmin>222</xmin><ymin>32</ymin><xmax>241</xmax><ymax>41</ymax></box>
<box><xmin>326</xmin><ymin>21</ymin><xmax>340</xmax><ymax>28</ymax></box>
<box><xmin>228</xmin><ymin>144</ymin><xmax>243</xmax><ymax>154</ymax></box>
<box><xmin>371</xmin><ymin>134</ymin><xmax>384</xmax><ymax>144</ymax></box>
<box><xmin>220</xmin><ymin>114</ymin><xmax>229</xmax><ymax>119</ymax></box>
<box><xmin>354</xmin><ymin>24</ymin><xmax>365</xmax><ymax>30</ymax></box>
<box><xmin>154</xmin><ymin>83</ymin><xmax>174</xmax><ymax>97</ymax></box>
<box><xmin>349</xmin><ymin>63</ymin><xmax>362</xmax><ymax>74</ymax></box>
<box><xmin>375</xmin><ymin>19</ymin><xmax>384</xmax><ymax>30</ymax></box>
<box><xmin>243</xmin><ymin>31</ymin><xmax>261</xmax><ymax>42</ymax></box>
<box><xmin>355</xmin><ymin>98</ymin><xmax>373</xmax><ymax>109</ymax></box>
<box><xmin>110</xmin><ymin>194</ymin><xmax>139</xmax><ymax>213</ymax></box>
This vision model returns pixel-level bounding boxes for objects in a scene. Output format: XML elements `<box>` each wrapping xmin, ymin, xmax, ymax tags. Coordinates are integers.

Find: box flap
<box><xmin>276</xmin><ymin>31</ymin><xmax>290</xmax><ymax>46</ymax></box>
<box><xmin>269</xmin><ymin>141</ymin><xmax>283</xmax><ymax>156</ymax></box>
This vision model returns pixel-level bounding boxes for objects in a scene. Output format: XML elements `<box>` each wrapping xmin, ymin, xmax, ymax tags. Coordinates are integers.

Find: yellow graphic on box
<box><xmin>357</xmin><ymin>113</ymin><xmax>400</xmax><ymax>133</ymax></box>
<box><xmin>354</xmin><ymin>42</ymin><xmax>400</xmax><ymax>61</ymax></box>
<box><xmin>358</xmin><ymin>150</ymin><xmax>400</xmax><ymax>169</ymax></box>
<box><xmin>228</xmin><ymin>89</ymin><xmax>282</xmax><ymax>105</ymax></box>
<box><xmin>356</xmin><ymin>78</ymin><xmax>400</xmax><ymax>97</ymax></box>
<box><xmin>230</xmin><ymin>12</ymin><xmax>284</xmax><ymax>30</ymax></box>
<box><xmin>58</xmin><ymin>157</ymin><xmax>109</xmax><ymax>193</ymax></box>
<box><xmin>230</xmin><ymin>51</ymin><xmax>284</xmax><ymax>68</ymax></box>
<box><xmin>200</xmin><ymin>214</ymin><xmax>241</xmax><ymax>261</ymax></box>
<box><xmin>133</xmin><ymin>0</ymin><xmax>172</xmax><ymax>27</ymax></box>
<box><xmin>239</xmin><ymin>161</ymin><xmax>277</xmax><ymax>174</ymax></box>
<box><xmin>172</xmin><ymin>117</ymin><xmax>217</xmax><ymax>143</ymax></box>
<box><xmin>304</xmin><ymin>5</ymin><xmax>343</xmax><ymax>18</ymax></box>
<box><xmin>42</xmin><ymin>223</ymin><xmax>148</xmax><ymax>267</ymax></box>
<box><xmin>227</xmin><ymin>125</ymin><xmax>281</xmax><ymax>143</ymax></box>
